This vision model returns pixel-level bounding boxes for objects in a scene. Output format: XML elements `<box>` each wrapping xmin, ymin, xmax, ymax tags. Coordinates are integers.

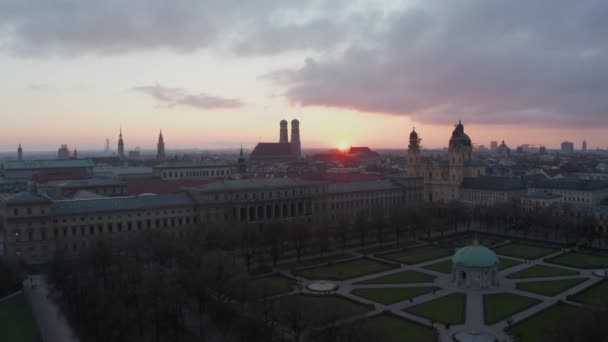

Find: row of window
<box><xmin>162</xmin><ymin>168</ymin><xmax>232</xmax><ymax>178</ymax></box>
<box><xmin>12</xmin><ymin>216</ymin><xmax>197</xmax><ymax>242</ymax></box>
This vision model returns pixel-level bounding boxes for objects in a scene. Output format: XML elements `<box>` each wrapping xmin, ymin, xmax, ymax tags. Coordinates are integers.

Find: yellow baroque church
<box><xmin>408</xmin><ymin>121</ymin><xmax>486</xmax><ymax>202</ymax></box>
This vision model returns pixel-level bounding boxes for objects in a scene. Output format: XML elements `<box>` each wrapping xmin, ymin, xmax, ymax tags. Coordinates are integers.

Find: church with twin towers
<box><xmin>250</xmin><ymin>119</ymin><xmax>301</xmax><ymax>162</ymax></box>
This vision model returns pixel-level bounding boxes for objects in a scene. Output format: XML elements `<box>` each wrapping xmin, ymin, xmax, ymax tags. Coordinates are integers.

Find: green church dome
<box><xmin>452</xmin><ymin>244</ymin><xmax>498</xmax><ymax>268</ymax></box>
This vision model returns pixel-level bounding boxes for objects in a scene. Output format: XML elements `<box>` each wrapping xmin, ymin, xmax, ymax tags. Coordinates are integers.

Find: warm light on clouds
<box><xmin>0</xmin><ymin>0</ymin><xmax>606</xmax><ymax>151</ymax></box>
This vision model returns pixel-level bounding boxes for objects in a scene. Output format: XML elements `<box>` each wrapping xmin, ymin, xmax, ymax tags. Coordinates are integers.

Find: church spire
<box><xmin>156</xmin><ymin>129</ymin><xmax>166</xmax><ymax>161</ymax></box>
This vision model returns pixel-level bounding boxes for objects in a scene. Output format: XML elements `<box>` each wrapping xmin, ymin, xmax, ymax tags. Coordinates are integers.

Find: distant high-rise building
<box><xmin>582</xmin><ymin>139</ymin><xmax>587</xmax><ymax>152</ymax></box>
<box><xmin>17</xmin><ymin>144</ymin><xmax>22</xmax><ymax>161</ymax></box>
<box><xmin>104</xmin><ymin>138</ymin><xmax>110</xmax><ymax>153</ymax></box>
<box><xmin>539</xmin><ymin>145</ymin><xmax>546</xmax><ymax>154</ymax></box>
<box><xmin>156</xmin><ymin>130</ymin><xmax>166</xmax><ymax>161</ymax></box>
<box><xmin>73</xmin><ymin>149</ymin><xmax>78</xmax><ymax>159</ymax></box>
<box><xmin>490</xmin><ymin>141</ymin><xmax>498</xmax><ymax>152</ymax></box>
<box><xmin>118</xmin><ymin>128</ymin><xmax>125</xmax><ymax>159</ymax></box>
<box><xmin>279</xmin><ymin>120</ymin><xmax>288</xmax><ymax>144</ymax></box>
<box><xmin>290</xmin><ymin>119</ymin><xmax>301</xmax><ymax>158</ymax></box>
<box><xmin>561</xmin><ymin>141</ymin><xmax>574</xmax><ymax>154</ymax></box>
<box><xmin>58</xmin><ymin>144</ymin><xmax>71</xmax><ymax>160</ymax></box>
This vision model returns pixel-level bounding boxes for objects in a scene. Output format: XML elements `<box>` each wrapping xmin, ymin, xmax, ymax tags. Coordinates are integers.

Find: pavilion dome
<box><xmin>452</xmin><ymin>243</ymin><xmax>498</xmax><ymax>268</ymax></box>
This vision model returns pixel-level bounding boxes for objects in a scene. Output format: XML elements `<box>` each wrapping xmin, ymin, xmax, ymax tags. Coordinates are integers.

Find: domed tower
<box><xmin>448</xmin><ymin>121</ymin><xmax>472</xmax><ymax>183</ymax></box>
<box><xmin>156</xmin><ymin>130</ymin><xmax>166</xmax><ymax>161</ymax></box>
<box><xmin>290</xmin><ymin>119</ymin><xmax>301</xmax><ymax>158</ymax></box>
<box><xmin>279</xmin><ymin>120</ymin><xmax>289</xmax><ymax>144</ymax></box>
<box><xmin>118</xmin><ymin>128</ymin><xmax>125</xmax><ymax>159</ymax></box>
<box><xmin>408</xmin><ymin>128</ymin><xmax>421</xmax><ymax>177</ymax></box>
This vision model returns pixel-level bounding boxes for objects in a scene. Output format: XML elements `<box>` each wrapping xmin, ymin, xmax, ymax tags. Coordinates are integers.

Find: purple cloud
<box><xmin>132</xmin><ymin>84</ymin><xmax>243</xmax><ymax>109</ymax></box>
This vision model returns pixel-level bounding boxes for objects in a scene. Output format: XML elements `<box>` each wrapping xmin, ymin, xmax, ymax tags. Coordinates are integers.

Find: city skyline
<box><xmin>1</xmin><ymin>0</ymin><xmax>608</xmax><ymax>151</ymax></box>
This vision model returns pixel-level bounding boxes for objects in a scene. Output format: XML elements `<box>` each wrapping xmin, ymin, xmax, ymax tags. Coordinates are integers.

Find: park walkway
<box><xmin>23</xmin><ymin>275</ymin><xmax>79</xmax><ymax>342</ymax></box>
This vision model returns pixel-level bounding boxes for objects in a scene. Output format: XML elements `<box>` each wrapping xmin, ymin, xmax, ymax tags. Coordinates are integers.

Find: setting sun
<box><xmin>338</xmin><ymin>140</ymin><xmax>349</xmax><ymax>151</ymax></box>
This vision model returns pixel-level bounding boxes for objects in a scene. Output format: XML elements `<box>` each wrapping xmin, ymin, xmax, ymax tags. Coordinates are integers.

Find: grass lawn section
<box><xmin>547</xmin><ymin>252</ymin><xmax>608</xmax><ymax>269</ymax></box>
<box><xmin>250</xmin><ymin>274</ymin><xmax>295</xmax><ymax>297</ymax></box>
<box><xmin>404</xmin><ymin>293</ymin><xmax>466</xmax><ymax>324</ymax></box>
<box><xmin>351</xmin><ymin>287</ymin><xmax>438</xmax><ymax>305</ymax></box>
<box><xmin>508</xmin><ymin>303</ymin><xmax>579</xmax><ymax>342</ymax></box>
<box><xmin>423</xmin><ymin>260</ymin><xmax>452</xmax><ymax>274</ymax></box>
<box><xmin>516</xmin><ymin>278</ymin><xmax>587</xmax><ymax>297</ymax></box>
<box><xmin>272</xmin><ymin>294</ymin><xmax>372</xmax><ymax>323</ymax></box>
<box><xmin>355</xmin><ymin>270</ymin><xmax>435</xmax><ymax>284</ymax></box>
<box><xmin>507</xmin><ymin>265</ymin><xmax>578</xmax><ymax>279</ymax></box>
<box><xmin>360</xmin><ymin>242</ymin><xmax>414</xmax><ymax>255</ymax></box>
<box><xmin>498</xmin><ymin>257</ymin><xmax>523</xmax><ymax>271</ymax></box>
<box><xmin>0</xmin><ymin>293</ymin><xmax>39</xmax><ymax>342</ymax></box>
<box><xmin>279</xmin><ymin>253</ymin><xmax>355</xmax><ymax>271</ymax></box>
<box><xmin>354</xmin><ymin>313</ymin><xmax>435</xmax><ymax>342</ymax></box>
<box><xmin>570</xmin><ymin>279</ymin><xmax>608</xmax><ymax>305</ymax></box>
<box><xmin>495</xmin><ymin>243</ymin><xmax>558</xmax><ymax>259</ymax></box>
<box><xmin>483</xmin><ymin>293</ymin><xmax>540</xmax><ymax>324</ymax></box>
<box><xmin>379</xmin><ymin>246</ymin><xmax>452</xmax><ymax>265</ymax></box>
<box><xmin>296</xmin><ymin>258</ymin><xmax>397</xmax><ymax>280</ymax></box>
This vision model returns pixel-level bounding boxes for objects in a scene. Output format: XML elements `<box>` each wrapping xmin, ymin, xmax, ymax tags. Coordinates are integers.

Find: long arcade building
<box><xmin>1</xmin><ymin>177</ymin><xmax>422</xmax><ymax>263</ymax></box>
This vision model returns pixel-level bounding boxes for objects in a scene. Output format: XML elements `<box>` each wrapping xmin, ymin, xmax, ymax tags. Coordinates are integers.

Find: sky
<box><xmin>1</xmin><ymin>0</ymin><xmax>607</xmax><ymax>152</ymax></box>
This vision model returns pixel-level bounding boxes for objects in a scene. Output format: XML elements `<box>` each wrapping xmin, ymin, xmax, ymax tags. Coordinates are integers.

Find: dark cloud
<box><xmin>132</xmin><ymin>84</ymin><xmax>243</xmax><ymax>109</ymax></box>
<box><xmin>0</xmin><ymin>0</ymin><xmax>366</xmax><ymax>55</ymax></box>
<box><xmin>269</xmin><ymin>0</ymin><xmax>608</xmax><ymax>127</ymax></box>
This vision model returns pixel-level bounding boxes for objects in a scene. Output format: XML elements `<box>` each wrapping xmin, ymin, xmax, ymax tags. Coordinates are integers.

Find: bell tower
<box><xmin>408</xmin><ymin>128</ymin><xmax>421</xmax><ymax>177</ymax></box>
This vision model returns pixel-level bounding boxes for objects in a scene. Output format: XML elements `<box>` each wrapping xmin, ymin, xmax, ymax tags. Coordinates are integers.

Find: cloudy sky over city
<box><xmin>1</xmin><ymin>0</ymin><xmax>607</xmax><ymax>151</ymax></box>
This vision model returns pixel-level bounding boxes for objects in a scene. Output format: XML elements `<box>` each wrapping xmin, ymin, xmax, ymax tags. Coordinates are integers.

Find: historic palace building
<box><xmin>2</xmin><ymin>177</ymin><xmax>417</xmax><ymax>263</ymax></box>
<box><xmin>408</xmin><ymin>122</ymin><xmax>486</xmax><ymax>203</ymax></box>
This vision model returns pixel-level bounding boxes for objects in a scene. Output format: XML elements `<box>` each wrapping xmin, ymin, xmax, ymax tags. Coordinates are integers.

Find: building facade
<box><xmin>153</xmin><ymin>162</ymin><xmax>237</xmax><ymax>180</ymax></box>
<box><xmin>408</xmin><ymin>122</ymin><xmax>486</xmax><ymax>203</ymax></box>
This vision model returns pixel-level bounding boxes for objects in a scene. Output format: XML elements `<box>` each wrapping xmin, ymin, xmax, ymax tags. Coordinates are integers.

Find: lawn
<box><xmin>547</xmin><ymin>252</ymin><xmax>608</xmax><ymax>269</ymax></box>
<box><xmin>506</xmin><ymin>264</ymin><xmax>579</xmax><ymax>279</ymax></box>
<box><xmin>483</xmin><ymin>293</ymin><xmax>540</xmax><ymax>324</ymax></box>
<box><xmin>423</xmin><ymin>260</ymin><xmax>452</xmax><ymax>274</ymax></box>
<box><xmin>0</xmin><ymin>293</ymin><xmax>39</xmax><ymax>342</ymax></box>
<box><xmin>279</xmin><ymin>253</ymin><xmax>355</xmax><ymax>271</ymax></box>
<box><xmin>498</xmin><ymin>257</ymin><xmax>523</xmax><ymax>271</ymax></box>
<box><xmin>351</xmin><ymin>287</ymin><xmax>438</xmax><ymax>305</ymax></box>
<box><xmin>249</xmin><ymin>274</ymin><xmax>295</xmax><ymax>297</ymax></box>
<box><xmin>516</xmin><ymin>278</ymin><xmax>587</xmax><ymax>297</ymax></box>
<box><xmin>325</xmin><ymin>313</ymin><xmax>436</xmax><ymax>342</ymax></box>
<box><xmin>508</xmin><ymin>303</ymin><xmax>579</xmax><ymax>342</ymax></box>
<box><xmin>495</xmin><ymin>243</ymin><xmax>558</xmax><ymax>260</ymax></box>
<box><xmin>295</xmin><ymin>258</ymin><xmax>397</xmax><ymax>280</ymax></box>
<box><xmin>271</xmin><ymin>294</ymin><xmax>372</xmax><ymax>323</ymax></box>
<box><xmin>403</xmin><ymin>293</ymin><xmax>466</xmax><ymax>325</ymax></box>
<box><xmin>379</xmin><ymin>246</ymin><xmax>452</xmax><ymax>265</ymax></box>
<box><xmin>359</xmin><ymin>242</ymin><xmax>414</xmax><ymax>255</ymax></box>
<box><xmin>570</xmin><ymin>279</ymin><xmax>608</xmax><ymax>305</ymax></box>
<box><xmin>354</xmin><ymin>270</ymin><xmax>435</xmax><ymax>285</ymax></box>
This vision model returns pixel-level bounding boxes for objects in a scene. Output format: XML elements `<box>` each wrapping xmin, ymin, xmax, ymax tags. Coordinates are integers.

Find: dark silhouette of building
<box><xmin>17</xmin><ymin>144</ymin><xmax>22</xmax><ymax>161</ymax></box>
<box><xmin>238</xmin><ymin>145</ymin><xmax>247</xmax><ymax>174</ymax></box>
<box><xmin>251</xmin><ymin>119</ymin><xmax>302</xmax><ymax>162</ymax></box>
<box><xmin>279</xmin><ymin>120</ymin><xmax>288</xmax><ymax>144</ymax></box>
<box><xmin>118</xmin><ymin>128</ymin><xmax>125</xmax><ymax>159</ymax></box>
<box><xmin>157</xmin><ymin>130</ymin><xmax>166</xmax><ymax>161</ymax></box>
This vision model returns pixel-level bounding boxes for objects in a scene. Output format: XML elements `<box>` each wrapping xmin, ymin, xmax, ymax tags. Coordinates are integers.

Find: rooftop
<box><xmin>461</xmin><ymin>176</ymin><xmax>526</xmax><ymax>191</ymax></box>
<box><xmin>3</xmin><ymin>159</ymin><xmax>95</xmax><ymax>170</ymax></box>
<box><xmin>154</xmin><ymin>161</ymin><xmax>234</xmax><ymax>169</ymax></box>
<box><xmin>452</xmin><ymin>243</ymin><xmax>498</xmax><ymax>268</ymax></box>
<box><xmin>45</xmin><ymin>178</ymin><xmax>125</xmax><ymax>188</ymax></box>
<box><xmin>327</xmin><ymin>180</ymin><xmax>399</xmax><ymax>194</ymax></box>
<box><xmin>531</xmin><ymin>178</ymin><xmax>608</xmax><ymax>191</ymax></box>
<box><xmin>0</xmin><ymin>192</ymin><xmax>52</xmax><ymax>205</ymax></box>
<box><xmin>190</xmin><ymin>178</ymin><xmax>325</xmax><ymax>192</ymax></box>
<box><xmin>52</xmin><ymin>193</ymin><xmax>194</xmax><ymax>215</ymax></box>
